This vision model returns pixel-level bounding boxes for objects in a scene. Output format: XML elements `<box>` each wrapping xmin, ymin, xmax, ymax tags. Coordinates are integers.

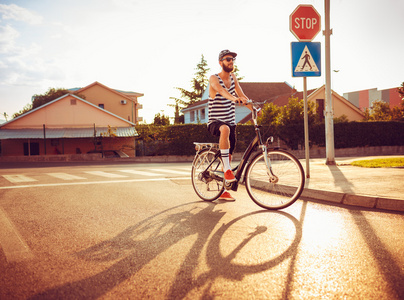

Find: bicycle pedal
<box><xmin>224</xmin><ymin>181</ymin><xmax>233</xmax><ymax>190</ymax></box>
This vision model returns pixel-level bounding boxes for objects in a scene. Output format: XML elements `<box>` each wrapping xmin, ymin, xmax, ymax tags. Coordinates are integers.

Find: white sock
<box><xmin>221</xmin><ymin>149</ymin><xmax>231</xmax><ymax>171</ymax></box>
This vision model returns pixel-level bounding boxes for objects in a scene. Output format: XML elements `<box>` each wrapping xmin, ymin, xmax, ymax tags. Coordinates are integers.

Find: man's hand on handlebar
<box><xmin>235</xmin><ymin>97</ymin><xmax>249</xmax><ymax>105</ymax></box>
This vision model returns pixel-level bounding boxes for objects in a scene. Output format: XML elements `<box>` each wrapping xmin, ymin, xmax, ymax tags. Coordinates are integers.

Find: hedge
<box><xmin>135</xmin><ymin>122</ymin><xmax>404</xmax><ymax>156</ymax></box>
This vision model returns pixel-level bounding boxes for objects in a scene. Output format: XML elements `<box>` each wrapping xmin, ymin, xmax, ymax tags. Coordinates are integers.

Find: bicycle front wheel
<box><xmin>245</xmin><ymin>150</ymin><xmax>305</xmax><ymax>210</ymax></box>
<box><xmin>191</xmin><ymin>149</ymin><xmax>224</xmax><ymax>201</ymax></box>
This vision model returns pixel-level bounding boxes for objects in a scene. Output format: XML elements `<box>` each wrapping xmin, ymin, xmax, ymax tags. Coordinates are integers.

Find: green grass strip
<box><xmin>351</xmin><ymin>158</ymin><xmax>404</xmax><ymax>168</ymax></box>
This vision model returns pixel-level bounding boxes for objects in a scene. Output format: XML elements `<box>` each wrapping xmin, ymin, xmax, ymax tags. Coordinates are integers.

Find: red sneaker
<box><xmin>218</xmin><ymin>191</ymin><xmax>236</xmax><ymax>201</ymax></box>
<box><xmin>224</xmin><ymin>169</ymin><xmax>236</xmax><ymax>183</ymax></box>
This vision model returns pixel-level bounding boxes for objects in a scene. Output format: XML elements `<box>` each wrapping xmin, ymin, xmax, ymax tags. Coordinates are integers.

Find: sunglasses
<box><xmin>221</xmin><ymin>57</ymin><xmax>236</xmax><ymax>62</ymax></box>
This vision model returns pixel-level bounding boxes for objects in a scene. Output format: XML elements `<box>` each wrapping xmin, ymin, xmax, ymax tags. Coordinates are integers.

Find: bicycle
<box><xmin>191</xmin><ymin>101</ymin><xmax>305</xmax><ymax>210</ymax></box>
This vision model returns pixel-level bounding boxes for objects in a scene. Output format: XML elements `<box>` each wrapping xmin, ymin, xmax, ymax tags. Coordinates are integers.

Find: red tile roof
<box><xmin>239</xmin><ymin>82</ymin><xmax>295</xmax><ymax>102</ymax></box>
<box><xmin>184</xmin><ymin>82</ymin><xmax>295</xmax><ymax>111</ymax></box>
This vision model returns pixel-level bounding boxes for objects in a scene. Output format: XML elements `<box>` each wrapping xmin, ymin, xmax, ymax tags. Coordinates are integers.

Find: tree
<box><xmin>364</xmin><ymin>100</ymin><xmax>392</xmax><ymax>121</ymax></box>
<box><xmin>396</xmin><ymin>82</ymin><xmax>404</xmax><ymax>120</ymax></box>
<box><xmin>232</xmin><ymin>64</ymin><xmax>244</xmax><ymax>81</ymax></box>
<box><xmin>169</xmin><ymin>55</ymin><xmax>210</xmax><ymax>123</ymax></box>
<box><xmin>153</xmin><ymin>112</ymin><xmax>170</xmax><ymax>125</ymax></box>
<box><xmin>12</xmin><ymin>103</ymin><xmax>33</xmax><ymax>119</ymax></box>
<box><xmin>391</xmin><ymin>106</ymin><xmax>404</xmax><ymax>121</ymax></box>
<box><xmin>278</xmin><ymin>97</ymin><xmax>318</xmax><ymax>149</ymax></box>
<box><xmin>173</xmin><ymin>103</ymin><xmax>184</xmax><ymax>124</ymax></box>
<box><xmin>258</xmin><ymin>96</ymin><xmax>318</xmax><ymax>150</ymax></box>
<box><xmin>398</xmin><ymin>82</ymin><xmax>404</xmax><ymax>100</ymax></box>
<box><xmin>170</xmin><ymin>54</ymin><xmax>210</xmax><ymax>108</ymax></box>
<box><xmin>31</xmin><ymin>88</ymin><xmax>70</xmax><ymax>109</ymax></box>
<box><xmin>13</xmin><ymin>87</ymin><xmax>86</xmax><ymax>118</ymax></box>
<box><xmin>257</xmin><ymin>102</ymin><xmax>281</xmax><ymax>135</ymax></box>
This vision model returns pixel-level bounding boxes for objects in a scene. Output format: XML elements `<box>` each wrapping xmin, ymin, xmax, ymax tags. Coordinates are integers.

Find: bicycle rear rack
<box><xmin>194</xmin><ymin>142</ymin><xmax>219</xmax><ymax>152</ymax></box>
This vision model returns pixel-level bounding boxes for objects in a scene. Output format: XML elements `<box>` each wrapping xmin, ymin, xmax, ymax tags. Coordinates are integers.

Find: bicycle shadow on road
<box><xmin>29</xmin><ymin>201</ymin><xmax>304</xmax><ymax>299</ymax></box>
<box><xmin>167</xmin><ymin>208</ymin><xmax>304</xmax><ymax>299</ymax></box>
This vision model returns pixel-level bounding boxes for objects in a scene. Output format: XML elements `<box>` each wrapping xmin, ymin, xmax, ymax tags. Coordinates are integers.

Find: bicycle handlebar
<box><xmin>243</xmin><ymin>100</ymin><xmax>262</xmax><ymax>122</ymax></box>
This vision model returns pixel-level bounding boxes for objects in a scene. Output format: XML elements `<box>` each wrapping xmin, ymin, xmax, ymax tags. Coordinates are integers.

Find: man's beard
<box><xmin>223</xmin><ymin>64</ymin><xmax>234</xmax><ymax>73</ymax></box>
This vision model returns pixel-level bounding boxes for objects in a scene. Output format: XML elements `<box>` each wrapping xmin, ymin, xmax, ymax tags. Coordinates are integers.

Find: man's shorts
<box><xmin>207</xmin><ymin>121</ymin><xmax>237</xmax><ymax>154</ymax></box>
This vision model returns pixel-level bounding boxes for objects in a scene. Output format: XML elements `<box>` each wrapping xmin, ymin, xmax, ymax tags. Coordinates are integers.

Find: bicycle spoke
<box><xmin>191</xmin><ymin>149</ymin><xmax>224</xmax><ymax>201</ymax></box>
<box><xmin>246</xmin><ymin>150</ymin><xmax>305</xmax><ymax>210</ymax></box>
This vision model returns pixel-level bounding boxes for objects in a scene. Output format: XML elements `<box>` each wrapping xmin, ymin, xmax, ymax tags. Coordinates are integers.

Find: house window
<box><xmin>70</xmin><ymin>99</ymin><xmax>77</xmax><ymax>105</ymax></box>
<box><xmin>201</xmin><ymin>109</ymin><xmax>205</xmax><ymax>120</ymax></box>
<box><xmin>99</xmin><ymin>104</ymin><xmax>105</xmax><ymax>109</ymax></box>
<box><xmin>190</xmin><ymin>111</ymin><xmax>195</xmax><ymax>122</ymax></box>
<box><xmin>316</xmin><ymin>99</ymin><xmax>325</xmax><ymax>119</ymax></box>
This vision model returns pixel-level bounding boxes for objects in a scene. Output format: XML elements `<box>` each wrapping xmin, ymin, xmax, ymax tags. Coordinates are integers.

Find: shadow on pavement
<box><xmin>330</xmin><ymin>165</ymin><xmax>404</xmax><ymax>298</ymax></box>
<box><xmin>29</xmin><ymin>201</ymin><xmax>306</xmax><ymax>299</ymax></box>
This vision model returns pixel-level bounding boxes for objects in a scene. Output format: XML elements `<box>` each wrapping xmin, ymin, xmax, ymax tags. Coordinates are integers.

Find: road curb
<box><xmin>301</xmin><ymin>188</ymin><xmax>404</xmax><ymax>212</ymax></box>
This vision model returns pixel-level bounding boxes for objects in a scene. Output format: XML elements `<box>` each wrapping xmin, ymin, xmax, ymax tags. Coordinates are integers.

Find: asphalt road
<box><xmin>0</xmin><ymin>162</ymin><xmax>403</xmax><ymax>299</ymax></box>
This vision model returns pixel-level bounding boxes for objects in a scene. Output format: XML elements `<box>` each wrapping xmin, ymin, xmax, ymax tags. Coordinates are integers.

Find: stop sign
<box><xmin>290</xmin><ymin>5</ymin><xmax>321</xmax><ymax>41</ymax></box>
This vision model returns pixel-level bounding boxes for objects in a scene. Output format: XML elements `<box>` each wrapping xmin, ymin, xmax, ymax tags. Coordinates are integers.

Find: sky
<box><xmin>0</xmin><ymin>0</ymin><xmax>403</xmax><ymax>123</ymax></box>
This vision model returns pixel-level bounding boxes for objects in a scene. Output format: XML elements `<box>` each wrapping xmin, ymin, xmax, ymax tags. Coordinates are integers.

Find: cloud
<box><xmin>0</xmin><ymin>24</ymin><xmax>19</xmax><ymax>53</ymax></box>
<box><xmin>0</xmin><ymin>4</ymin><xmax>53</xmax><ymax>86</ymax></box>
<box><xmin>0</xmin><ymin>3</ymin><xmax>42</xmax><ymax>25</ymax></box>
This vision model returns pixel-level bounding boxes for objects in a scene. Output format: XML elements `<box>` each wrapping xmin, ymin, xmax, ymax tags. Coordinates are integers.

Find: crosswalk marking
<box><xmin>150</xmin><ymin>168</ymin><xmax>189</xmax><ymax>175</ymax></box>
<box><xmin>2</xmin><ymin>175</ymin><xmax>37</xmax><ymax>183</ymax></box>
<box><xmin>119</xmin><ymin>170</ymin><xmax>161</xmax><ymax>176</ymax></box>
<box><xmin>1</xmin><ymin>168</ymin><xmax>191</xmax><ymax>185</ymax></box>
<box><xmin>47</xmin><ymin>173</ymin><xmax>86</xmax><ymax>180</ymax></box>
<box><xmin>0</xmin><ymin>207</ymin><xmax>34</xmax><ymax>262</ymax></box>
<box><xmin>84</xmin><ymin>171</ymin><xmax>128</xmax><ymax>178</ymax></box>
<box><xmin>177</xmin><ymin>167</ymin><xmax>192</xmax><ymax>171</ymax></box>
<box><xmin>0</xmin><ymin>177</ymin><xmax>190</xmax><ymax>190</ymax></box>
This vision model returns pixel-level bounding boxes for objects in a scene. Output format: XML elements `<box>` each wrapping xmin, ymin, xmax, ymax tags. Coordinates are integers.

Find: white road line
<box><xmin>47</xmin><ymin>173</ymin><xmax>86</xmax><ymax>180</ymax></box>
<box><xmin>2</xmin><ymin>175</ymin><xmax>37</xmax><ymax>183</ymax></box>
<box><xmin>84</xmin><ymin>171</ymin><xmax>128</xmax><ymax>178</ymax></box>
<box><xmin>119</xmin><ymin>170</ymin><xmax>161</xmax><ymax>176</ymax></box>
<box><xmin>150</xmin><ymin>168</ymin><xmax>189</xmax><ymax>175</ymax></box>
<box><xmin>0</xmin><ymin>207</ymin><xmax>34</xmax><ymax>262</ymax></box>
<box><xmin>177</xmin><ymin>167</ymin><xmax>192</xmax><ymax>171</ymax></box>
<box><xmin>0</xmin><ymin>177</ymin><xmax>190</xmax><ymax>190</ymax></box>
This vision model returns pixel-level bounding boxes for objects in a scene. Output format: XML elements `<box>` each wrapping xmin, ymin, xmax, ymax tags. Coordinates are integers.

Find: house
<box><xmin>237</xmin><ymin>85</ymin><xmax>364</xmax><ymax>124</ymax></box>
<box><xmin>343</xmin><ymin>87</ymin><xmax>402</xmax><ymax>111</ymax></box>
<box><xmin>74</xmin><ymin>81</ymin><xmax>144</xmax><ymax>124</ymax></box>
<box><xmin>183</xmin><ymin>82</ymin><xmax>364</xmax><ymax>124</ymax></box>
<box><xmin>182</xmin><ymin>82</ymin><xmax>295</xmax><ymax>124</ymax></box>
<box><xmin>0</xmin><ymin>93</ymin><xmax>138</xmax><ymax>157</ymax></box>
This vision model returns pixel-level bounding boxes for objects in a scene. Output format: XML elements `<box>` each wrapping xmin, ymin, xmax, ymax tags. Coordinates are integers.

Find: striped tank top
<box><xmin>208</xmin><ymin>74</ymin><xmax>236</xmax><ymax>126</ymax></box>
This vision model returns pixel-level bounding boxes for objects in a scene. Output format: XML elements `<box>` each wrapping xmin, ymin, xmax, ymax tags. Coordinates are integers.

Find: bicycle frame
<box><xmin>195</xmin><ymin>103</ymin><xmax>275</xmax><ymax>192</ymax></box>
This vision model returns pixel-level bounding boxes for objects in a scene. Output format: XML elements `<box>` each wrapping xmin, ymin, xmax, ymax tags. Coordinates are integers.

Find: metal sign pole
<box><xmin>324</xmin><ymin>0</ymin><xmax>335</xmax><ymax>165</ymax></box>
<box><xmin>303</xmin><ymin>77</ymin><xmax>310</xmax><ymax>178</ymax></box>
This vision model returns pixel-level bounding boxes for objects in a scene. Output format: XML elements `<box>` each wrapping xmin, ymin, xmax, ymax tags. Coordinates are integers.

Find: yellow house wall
<box><xmin>308</xmin><ymin>89</ymin><xmax>364</xmax><ymax>121</ymax></box>
<box><xmin>332</xmin><ymin>97</ymin><xmax>364</xmax><ymax>121</ymax></box>
<box><xmin>80</xmin><ymin>84</ymin><xmax>137</xmax><ymax>122</ymax></box>
<box><xmin>3</xmin><ymin>95</ymin><xmax>131</xmax><ymax>129</ymax></box>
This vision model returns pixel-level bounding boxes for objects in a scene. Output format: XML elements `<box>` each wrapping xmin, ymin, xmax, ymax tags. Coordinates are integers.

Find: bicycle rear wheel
<box><xmin>245</xmin><ymin>150</ymin><xmax>305</xmax><ymax>210</ymax></box>
<box><xmin>191</xmin><ymin>148</ymin><xmax>224</xmax><ymax>201</ymax></box>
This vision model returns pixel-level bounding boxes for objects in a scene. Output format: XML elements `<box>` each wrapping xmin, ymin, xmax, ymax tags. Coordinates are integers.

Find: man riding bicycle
<box><xmin>207</xmin><ymin>49</ymin><xmax>254</xmax><ymax>201</ymax></box>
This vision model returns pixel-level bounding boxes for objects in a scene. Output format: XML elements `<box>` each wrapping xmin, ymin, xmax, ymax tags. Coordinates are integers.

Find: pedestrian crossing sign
<box><xmin>291</xmin><ymin>42</ymin><xmax>321</xmax><ymax>77</ymax></box>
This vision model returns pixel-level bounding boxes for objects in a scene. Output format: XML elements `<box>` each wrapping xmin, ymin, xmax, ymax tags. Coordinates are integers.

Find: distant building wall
<box><xmin>359</xmin><ymin>90</ymin><xmax>369</xmax><ymax>110</ymax></box>
<box><xmin>344</xmin><ymin>91</ymin><xmax>359</xmax><ymax>108</ymax></box>
<box><xmin>368</xmin><ymin>88</ymin><xmax>380</xmax><ymax>107</ymax></box>
<box><xmin>389</xmin><ymin>88</ymin><xmax>402</xmax><ymax>107</ymax></box>
<box><xmin>344</xmin><ymin>87</ymin><xmax>401</xmax><ymax>111</ymax></box>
